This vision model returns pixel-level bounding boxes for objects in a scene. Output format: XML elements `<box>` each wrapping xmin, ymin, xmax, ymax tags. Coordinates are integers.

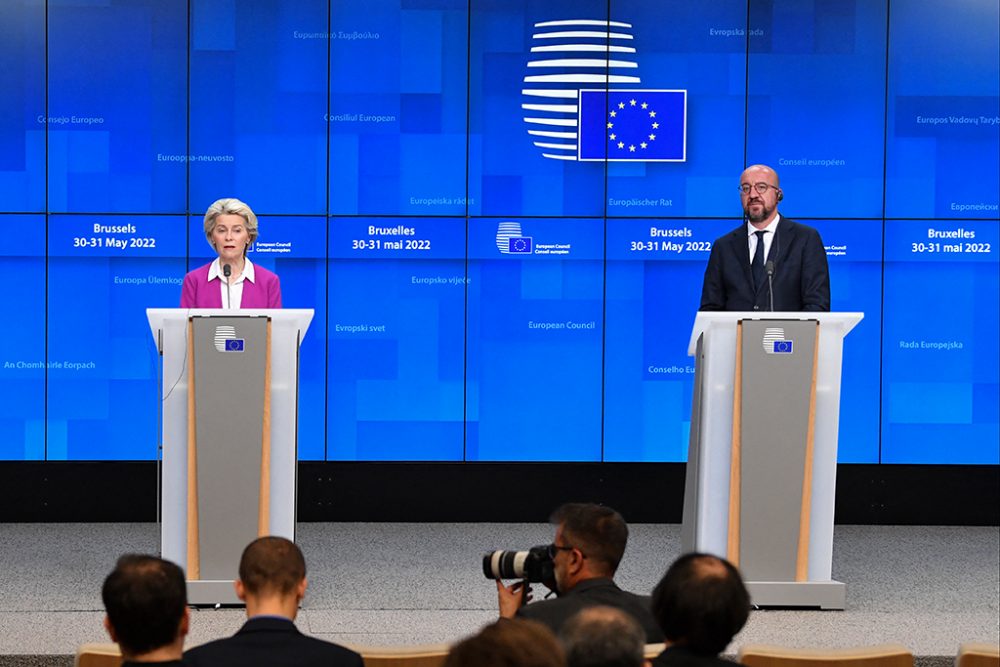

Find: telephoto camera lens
<box><xmin>482</xmin><ymin>545</ymin><xmax>554</xmax><ymax>583</ymax></box>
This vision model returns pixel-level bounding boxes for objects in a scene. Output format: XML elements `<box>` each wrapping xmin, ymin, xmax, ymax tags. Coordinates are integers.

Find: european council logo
<box><xmin>496</xmin><ymin>222</ymin><xmax>533</xmax><ymax>255</ymax></box>
<box><xmin>214</xmin><ymin>325</ymin><xmax>245</xmax><ymax>353</ymax></box>
<box><xmin>521</xmin><ymin>19</ymin><xmax>687</xmax><ymax>162</ymax></box>
<box><xmin>762</xmin><ymin>328</ymin><xmax>793</xmax><ymax>355</ymax></box>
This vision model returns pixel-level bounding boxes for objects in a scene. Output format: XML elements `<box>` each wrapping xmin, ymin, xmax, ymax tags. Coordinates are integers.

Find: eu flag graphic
<box><xmin>508</xmin><ymin>237</ymin><xmax>533</xmax><ymax>254</ymax></box>
<box><xmin>577</xmin><ymin>89</ymin><xmax>687</xmax><ymax>162</ymax></box>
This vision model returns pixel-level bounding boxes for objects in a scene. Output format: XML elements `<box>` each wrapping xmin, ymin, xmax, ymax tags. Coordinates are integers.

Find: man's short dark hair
<box><xmin>101</xmin><ymin>554</ymin><xmax>187</xmax><ymax>656</ymax></box>
<box><xmin>238</xmin><ymin>536</ymin><xmax>306</xmax><ymax>596</ymax></box>
<box><xmin>445</xmin><ymin>619</ymin><xmax>564</xmax><ymax>667</ymax></box>
<box><xmin>651</xmin><ymin>553</ymin><xmax>750</xmax><ymax>656</ymax></box>
<box><xmin>560</xmin><ymin>606</ymin><xmax>645</xmax><ymax>667</ymax></box>
<box><xmin>551</xmin><ymin>503</ymin><xmax>628</xmax><ymax>575</ymax></box>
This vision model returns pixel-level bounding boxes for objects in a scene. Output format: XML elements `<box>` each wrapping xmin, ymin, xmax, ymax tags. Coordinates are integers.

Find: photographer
<box><xmin>494</xmin><ymin>503</ymin><xmax>663</xmax><ymax>642</ymax></box>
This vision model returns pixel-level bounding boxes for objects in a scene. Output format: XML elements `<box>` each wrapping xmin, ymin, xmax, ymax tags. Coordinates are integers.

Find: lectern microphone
<box><xmin>222</xmin><ymin>264</ymin><xmax>232</xmax><ymax>309</ymax></box>
<box><xmin>765</xmin><ymin>260</ymin><xmax>775</xmax><ymax>312</ymax></box>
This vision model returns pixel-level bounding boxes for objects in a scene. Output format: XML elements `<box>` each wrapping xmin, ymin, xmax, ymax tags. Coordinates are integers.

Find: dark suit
<box><xmin>651</xmin><ymin>646</ymin><xmax>743</xmax><ymax>667</ymax></box>
<box><xmin>184</xmin><ymin>616</ymin><xmax>362</xmax><ymax>667</ymax></box>
<box><xmin>700</xmin><ymin>217</ymin><xmax>830</xmax><ymax>312</ymax></box>
<box><xmin>515</xmin><ymin>577</ymin><xmax>664</xmax><ymax>642</ymax></box>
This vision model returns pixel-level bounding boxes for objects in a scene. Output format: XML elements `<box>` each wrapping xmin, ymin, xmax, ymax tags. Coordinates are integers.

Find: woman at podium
<box><xmin>180</xmin><ymin>198</ymin><xmax>282</xmax><ymax>309</ymax></box>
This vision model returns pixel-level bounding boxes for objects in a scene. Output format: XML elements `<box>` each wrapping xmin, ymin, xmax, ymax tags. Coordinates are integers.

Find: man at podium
<box><xmin>181</xmin><ymin>198</ymin><xmax>283</xmax><ymax>309</ymax></box>
<box><xmin>699</xmin><ymin>165</ymin><xmax>829</xmax><ymax>312</ymax></box>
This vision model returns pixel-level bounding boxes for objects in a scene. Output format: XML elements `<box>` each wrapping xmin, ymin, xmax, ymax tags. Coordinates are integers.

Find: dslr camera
<box><xmin>482</xmin><ymin>545</ymin><xmax>555</xmax><ymax>584</ymax></box>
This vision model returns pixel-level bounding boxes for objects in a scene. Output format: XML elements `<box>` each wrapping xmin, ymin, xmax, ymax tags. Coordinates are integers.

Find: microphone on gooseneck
<box><xmin>223</xmin><ymin>263</ymin><xmax>232</xmax><ymax>309</ymax></box>
<box><xmin>765</xmin><ymin>260</ymin><xmax>775</xmax><ymax>312</ymax></box>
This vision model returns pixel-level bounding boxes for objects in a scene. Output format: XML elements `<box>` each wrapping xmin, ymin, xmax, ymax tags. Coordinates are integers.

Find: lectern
<box><xmin>682</xmin><ymin>312</ymin><xmax>862</xmax><ymax>609</ymax></box>
<box><xmin>147</xmin><ymin>308</ymin><xmax>313</xmax><ymax>605</ymax></box>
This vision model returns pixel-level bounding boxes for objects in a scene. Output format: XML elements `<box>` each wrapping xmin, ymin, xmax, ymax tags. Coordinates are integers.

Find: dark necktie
<box><xmin>751</xmin><ymin>230</ymin><xmax>766</xmax><ymax>290</ymax></box>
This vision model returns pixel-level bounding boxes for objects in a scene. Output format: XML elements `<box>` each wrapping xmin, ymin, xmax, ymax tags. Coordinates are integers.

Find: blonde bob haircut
<box><xmin>203</xmin><ymin>198</ymin><xmax>259</xmax><ymax>253</ymax></box>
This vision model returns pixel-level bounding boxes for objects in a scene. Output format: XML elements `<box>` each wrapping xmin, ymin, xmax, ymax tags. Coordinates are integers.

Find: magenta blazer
<box><xmin>180</xmin><ymin>262</ymin><xmax>283</xmax><ymax>308</ymax></box>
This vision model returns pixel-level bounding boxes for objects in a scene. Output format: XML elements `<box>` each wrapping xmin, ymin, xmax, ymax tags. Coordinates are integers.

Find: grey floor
<box><xmin>0</xmin><ymin>523</ymin><xmax>997</xmax><ymax>664</ymax></box>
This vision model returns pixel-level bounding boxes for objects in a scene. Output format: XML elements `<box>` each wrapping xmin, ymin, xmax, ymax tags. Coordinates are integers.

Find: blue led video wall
<box><xmin>0</xmin><ymin>0</ymin><xmax>996</xmax><ymax>464</ymax></box>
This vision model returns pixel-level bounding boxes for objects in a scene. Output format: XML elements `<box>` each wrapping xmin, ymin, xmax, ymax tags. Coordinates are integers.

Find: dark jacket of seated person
<box><xmin>517</xmin><ymin>577</ymin><xmax>664</xmax><ymax>643</ymax></box>
<box><xmin>651</xmin><ymin>646</ymin><xmax>743</xmax><ymax>667</ymax></box>
<box><xmin>184</xmin><ymin>616</ymin><xmax>362</xmax><ymax>667</ymax></box>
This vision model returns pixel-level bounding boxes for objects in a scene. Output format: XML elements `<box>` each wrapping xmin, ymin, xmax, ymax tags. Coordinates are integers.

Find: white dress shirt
<box><xmin>747</xmin><ymin>213</ymin><xmax>781</xmax><ymax>265</ymax></box>
<box><xmin>208</xmin><ymin>257</ymin><xmax>256</xmax><ymax>309</ymax></box>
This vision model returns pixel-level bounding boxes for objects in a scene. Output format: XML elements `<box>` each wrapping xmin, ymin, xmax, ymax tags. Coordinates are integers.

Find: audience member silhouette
<box><xmin>497</xmin><ymin>502</ymin><xmax>664</xmax><ymax>642</ymax></box>
<box><xmin>184</xmin><ymin>536</ymin><xmax>362</xmax><ymax>667</ymax></box>
<box><xmin>101</xmin><ymin>554</ymin><xmax>189</xmax><ymax>666</ymax></box>
<box><xmin>445</xmin><ymin>618</ymin><xmax>566</xmax><ymax>667</ymax></box>
<box><xmin>649</xmin><ymin>553</ymin><xmax>750</xmax><ymax>667</ymax></box>
<box><xmin>560</xmin><ymin>605</ymin><xmax>650</xmax><ymax>667</ymax></box>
